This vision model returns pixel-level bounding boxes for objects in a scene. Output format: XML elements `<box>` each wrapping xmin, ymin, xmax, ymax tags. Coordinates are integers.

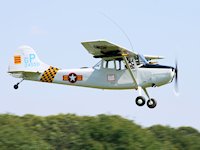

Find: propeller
<box><xmin>174</xmin><ymin>60</ymin><xmax>179</xmax><ymax>95</ymax></box>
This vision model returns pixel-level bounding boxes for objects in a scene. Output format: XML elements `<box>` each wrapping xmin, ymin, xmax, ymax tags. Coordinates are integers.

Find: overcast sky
<box><xmin>1</xmin><ymin>0</ymin><xmax>200</xmax><ymax>130</ymax></box>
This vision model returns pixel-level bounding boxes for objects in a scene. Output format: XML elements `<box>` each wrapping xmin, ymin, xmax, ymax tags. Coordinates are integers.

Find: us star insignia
<box><xmin>63</xmin><ymin>73</ymin><xmax>83</xmax><ymax>83</ymax></box>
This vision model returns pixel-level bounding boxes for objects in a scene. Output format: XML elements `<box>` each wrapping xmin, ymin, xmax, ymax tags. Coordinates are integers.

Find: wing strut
<box><xmin>122</xmin><ymin>54</ymin><xmax>138</xmax><ymax>88</ymax></box>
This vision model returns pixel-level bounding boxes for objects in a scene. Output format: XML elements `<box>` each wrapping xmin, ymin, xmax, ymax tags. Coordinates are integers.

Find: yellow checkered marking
<box><xmin>40</xmin><ymin>66</ymin><xmax>59</xmax><ymax>83</ymax></box>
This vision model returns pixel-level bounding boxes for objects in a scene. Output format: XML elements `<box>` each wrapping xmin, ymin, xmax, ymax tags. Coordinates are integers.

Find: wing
<box><xmin>144</xmin><ymin>55</ymin><xmax>164</xmax><ymax>61</ymax></box>
<box><xmin>82</xmin><ymin>40</ymin><xmax>164</xmax><ymax>62</ymax></box>
<box><xmin>81</xmin><ymin>40</ymin><xmax>137</xmax><ymax>60</ymax></box>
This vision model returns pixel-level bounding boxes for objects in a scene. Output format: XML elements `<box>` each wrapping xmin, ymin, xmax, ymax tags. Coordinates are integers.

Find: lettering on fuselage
<box><xmin>24</xmin><ymin>54</ymin><xmax>40</xmax><ymax>68</ymax></box>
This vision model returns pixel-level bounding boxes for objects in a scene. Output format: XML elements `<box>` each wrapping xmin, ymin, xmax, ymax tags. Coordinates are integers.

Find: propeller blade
<box><xmin>174</xmin><ymin>60</ymin><xmax>179</xmax><ymax>95</ymax></box>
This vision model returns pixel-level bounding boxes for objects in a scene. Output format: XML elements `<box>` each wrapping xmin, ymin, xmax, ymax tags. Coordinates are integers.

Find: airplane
<box><xmin>8</xmin><ymin>40</ymin><xmax>178</xmax><ymax>109</ymax></box>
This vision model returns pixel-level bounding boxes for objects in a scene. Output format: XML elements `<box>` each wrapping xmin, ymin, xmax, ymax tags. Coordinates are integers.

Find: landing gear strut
<box><xmin>14</xmin><ymin>79</ymin><xmax>24</xmax><ymax>90</ymax></box>
<box><xmin>122</xmin><ymin>56</ymin><xmax>157</xmax><ymax>109</ymax></box>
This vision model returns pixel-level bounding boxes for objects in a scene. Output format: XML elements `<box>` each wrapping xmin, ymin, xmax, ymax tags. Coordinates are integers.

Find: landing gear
<box><xmin>135</xmin><ymin>96</ymin><xmax>146</xmax><ymax>106</ymax></box>
<box><xmin>121</xmin><ymin>56</ymin><xmax>158</xmax><ymax>109</ymax></box>
<box><xmin>13</xmin><ymin>79</ymin><xmax>24</xmax><ymax>90</ymax></box>
<box><xmin>14</xmin><ymin>84</ymin><xmax>19</xmax><ymax>89</ymax></box>
<box><xmin>147</xmin><ymin>98</ymin><xmax>157</xmax><ymax>108</ymax></box>
<box><xmin>136</xmin><ymin>87</ymin><xmax>157</xmax><ymax>109</ymax></box>
<box><xmin>135</xmin><ymin>96</ymin><xmax>157</xmax><ymax>108</ymax></box>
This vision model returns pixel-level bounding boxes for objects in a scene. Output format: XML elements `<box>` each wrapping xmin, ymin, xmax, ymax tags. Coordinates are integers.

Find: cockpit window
<box><xmin>93</xmin><ymin>60</ymin><xmax>126</xmax><ymax>70</ymax></box>
<box><xmin>93</xmin><ymin>60</ymin><xmax>102</xmax><ymax>69</ymax></box>
<box><xmin>93</xmin><ymin>56</ymin><xmax>147</xmax><ymax>70</ymax></box>
<box><xmin>105</xmin><ymin>61</ymin><xmax>115</xmax><ymax>69</ymax></box>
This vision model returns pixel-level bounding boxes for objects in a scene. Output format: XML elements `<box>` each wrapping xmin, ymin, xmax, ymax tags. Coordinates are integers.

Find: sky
<box><xmin>1</xmin><ymin>0</ymin><xmax>200</xmax><ymax>130</ymax></box>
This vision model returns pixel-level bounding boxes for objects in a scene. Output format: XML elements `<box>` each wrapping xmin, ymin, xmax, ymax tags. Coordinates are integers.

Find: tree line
<box><xmin>0</xmin><ymin>114</ymin><xmax>199</xmax><ymax>150</ymax></box>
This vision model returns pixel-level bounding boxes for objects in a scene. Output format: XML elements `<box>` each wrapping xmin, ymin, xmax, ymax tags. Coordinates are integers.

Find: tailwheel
<box><xmin>147</xmin><ymin>98</ymin><xmax>157</xmax><ymax>108</ymax></box>
<box><xmin>13</xmin><ymin>79</ymin><xmax>24</xmax><ymax>90</ymax></box>
<box><xmin>14</xmin><ymin>84</ymin><xmax>19</xmax><ymax>89</ymax></box>
<box><xmin>135</xmin><ymin>96</ymin><xmax>146</xmax><ymax>106</ymax></box>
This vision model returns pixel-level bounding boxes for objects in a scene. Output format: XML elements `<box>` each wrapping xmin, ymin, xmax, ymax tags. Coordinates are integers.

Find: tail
<box><xmin>8</xmin><ymin>45</ymin><xmax>50</xmax><ymax>77</ymax></box>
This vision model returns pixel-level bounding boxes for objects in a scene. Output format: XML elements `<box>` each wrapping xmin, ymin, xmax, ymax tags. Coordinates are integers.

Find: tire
<box><xmin>14</xmin><ymin>85</ymin><xmax>18</xmax><ymax>89</ymax></box>
<box><xmin>135</xmin><ymin>96</ymin><xmax>146</xmax><ymax>106</ymax></box>
<box><xmin>147</xmin><ymin>98</ymin><xmax>157</xmax><ymax>108</ymax></box>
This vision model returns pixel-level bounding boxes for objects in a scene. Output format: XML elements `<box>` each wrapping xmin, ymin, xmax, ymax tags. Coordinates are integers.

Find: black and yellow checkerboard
<box><xmin>40</xmin><ymin>66</ymin><xmax>59</xmax><ymax>83</ymax></box>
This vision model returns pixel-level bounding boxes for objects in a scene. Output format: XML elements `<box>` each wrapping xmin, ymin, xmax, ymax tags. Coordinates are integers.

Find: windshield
<box><xmin>138</xmin><ymin>54</ymin><xmax>148</xmax><ymax>65</ymax></box>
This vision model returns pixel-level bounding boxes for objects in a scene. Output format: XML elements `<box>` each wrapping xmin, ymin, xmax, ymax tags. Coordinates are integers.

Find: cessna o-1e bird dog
<box><xmin>8</xmin><ymin>40</ymin><xmax>178</xmax><ymax>109</ymax></box>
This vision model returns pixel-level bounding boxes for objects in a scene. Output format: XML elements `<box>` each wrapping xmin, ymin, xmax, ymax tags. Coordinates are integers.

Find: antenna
<box><xmin>100</xmin><ymin>13</ymin><xmax>137</xmax><ymax>69</ymax></box>
<box><xmin>100</xmin><ymin>13</ymin><xmax>134</xmax><ymax>52</ymax></box>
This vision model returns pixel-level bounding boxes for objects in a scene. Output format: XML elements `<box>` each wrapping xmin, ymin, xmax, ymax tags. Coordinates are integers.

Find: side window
<box><xmin>107</xmin><ymin>61</ymin><xmax>115</xmax><ymax>69</ymax></box>
<box><xmin>103</xmin><ymin>61</ymin><xmax>115</xmax><ymax>69</ymax></box>
<box><xmin>117</xmin><ymin>60</ymin><xmax>126</xmax><ymax>70</ymax></box>
<box><xmin>116</xmin><ymin>60</ymin><xmax>125</xmax><ymax>70</ymax></box>
<box><xmin>106</xmin><ymin>60</ymin><xmax>126</xmax><ymax>70</ymax></box>
<box><xmin>102</xmin><ymin>60</ymin><xmax>107</xmax><ymax>68</ymax></box>
<box><xmin>93</xmin><ymin>60</ymin><xmax>102</xmax><ymax>70</ymax></box>
<box><xmin>115</xmin><ymin>61</ymin><xmax>120</xmax><ymax>70</ymax></box>
<box><xmin>99</xmin><ymin>60</ymin><xmax>126</xmax><ymax>70</ymax></box>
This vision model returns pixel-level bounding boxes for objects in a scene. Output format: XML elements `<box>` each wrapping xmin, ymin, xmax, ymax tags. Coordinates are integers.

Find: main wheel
<box><xmin>147</xmin><ymin>98</ymin><xmax>157</xmax><ymax>108</ymax></box>
<box><xmin>14</xmin><ymin>84</ymin><xmax>18</xmax><ymax>89</ymax></box>
<box><xmin>135</xmin><ymin>96</ymin><xmax>146</xmax><ymax>106</ymax></box>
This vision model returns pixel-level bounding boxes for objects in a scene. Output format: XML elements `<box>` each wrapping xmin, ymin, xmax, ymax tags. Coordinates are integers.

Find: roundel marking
<box><xmin>68</xmin><ymin>73</ymin><xmax>77</xmax><ymax>83</ymax></box>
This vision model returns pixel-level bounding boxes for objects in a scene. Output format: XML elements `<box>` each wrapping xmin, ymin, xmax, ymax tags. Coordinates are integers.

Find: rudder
<box><xmin>8</xmin><ymin>45</ymin><xmax>50</xmax><ymax>74</ymax></box>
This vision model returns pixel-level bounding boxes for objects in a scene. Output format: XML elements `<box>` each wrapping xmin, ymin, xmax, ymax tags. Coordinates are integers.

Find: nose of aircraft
<box><xmin>169</xmin><ymin>67</ymin><xmax>176</xmax><ymax>82</ymax></box>
<box><xmin>170</xmin><ymin>65</ymin><xmax>179</xmax><ymax>93</ymax></box>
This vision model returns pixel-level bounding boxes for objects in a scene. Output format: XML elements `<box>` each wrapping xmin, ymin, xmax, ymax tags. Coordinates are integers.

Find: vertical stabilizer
<box><xmin>8</xmin><ymin>45</ymin><xmax>49</xmax><ymax>73</ymax></box>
